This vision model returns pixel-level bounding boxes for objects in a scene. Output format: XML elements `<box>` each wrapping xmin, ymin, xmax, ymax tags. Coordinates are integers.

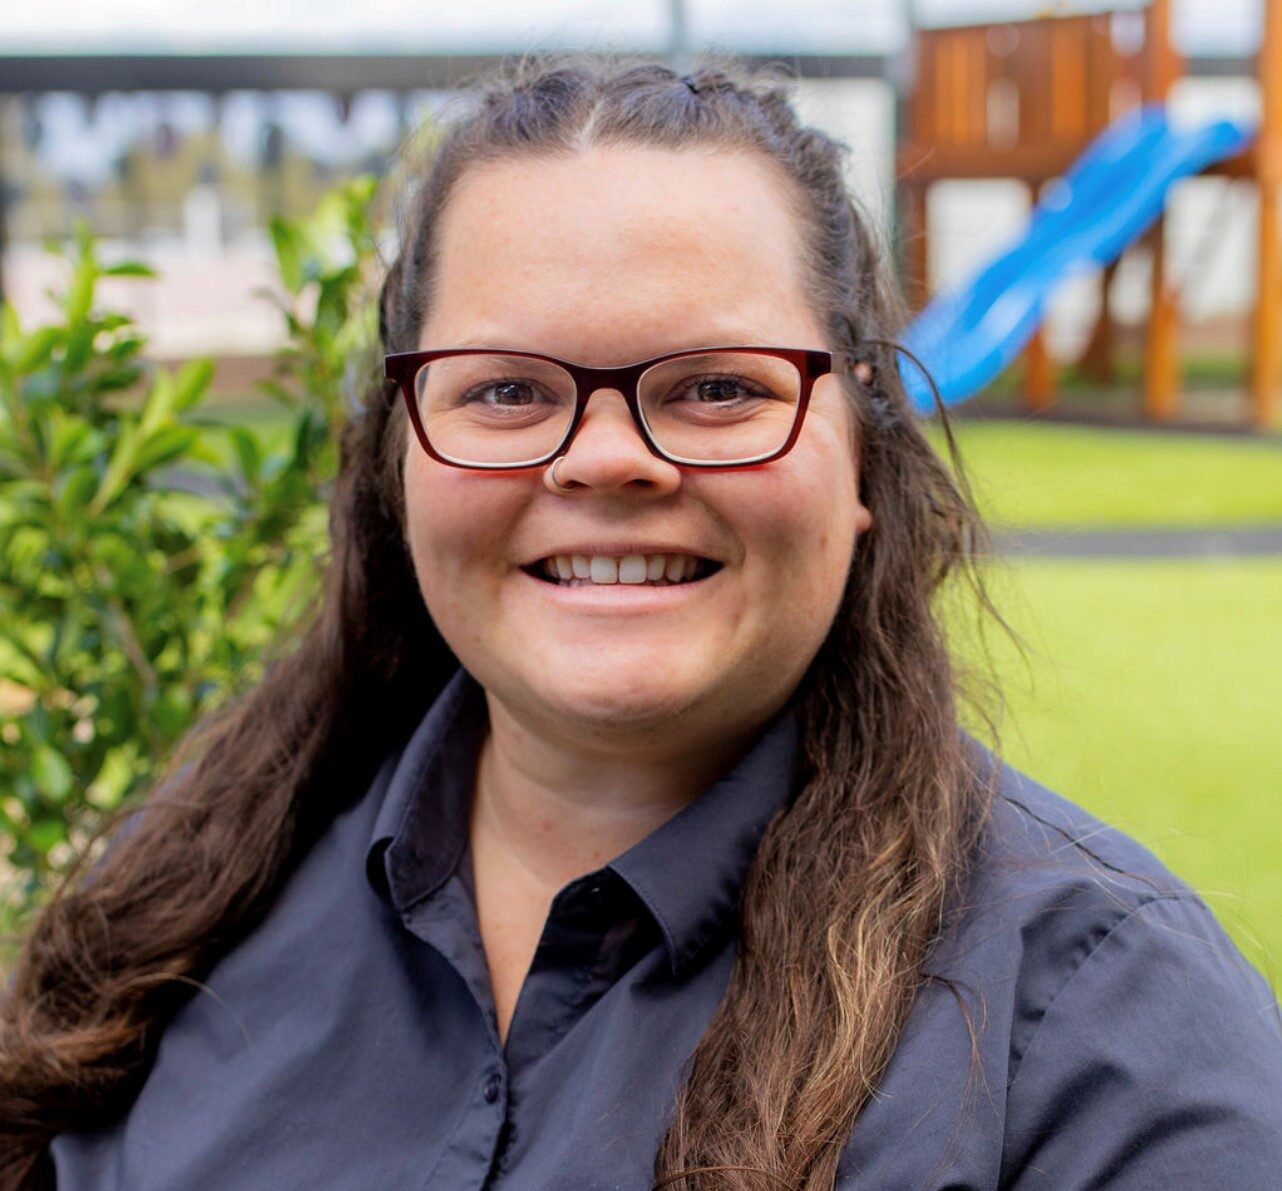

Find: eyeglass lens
<box><xmin>413</xmin><ymin>352</ymin><xmax>804</xmax><ymax>467</ymax></box>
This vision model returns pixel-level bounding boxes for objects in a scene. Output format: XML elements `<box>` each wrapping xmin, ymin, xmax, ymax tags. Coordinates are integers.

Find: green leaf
<box><xmin>48</xmin><ymin>413</ymin><xmax>95</xmax><ymax>468</ymax></box>
<box><xmin>172</xmin><ymin>357</ymin><xmax>214</xmax><ymax>412</ymax></box>
<box><xmin>101</xmin><ymin>260</ymin><xmax>155</xmax><ymax>278</ymax></box>
<box><xmin>93</xmin><ymin>363</ymin><xmax>145</xmax><ymax>393</ymax></box>
<box><xmin>32</xmin><ymin>745</ymin><xmax>74</xmax><ymax>803</ymax></box>
<box><xmin>57</xmin><ymin>465</ymin><xmax>101</xmax><ymax>516</ymax></box>
<box><xmin>90</xmin><ymin>421</ymin><xmax>140</xmax><ymax>514</ymax></box>
<box><xmin>0</xmin><ymin>300</ymin><xmax>21</xmax><ymax>350</ymax></box>
<box><xmin>65</xmin><ymin>241</ymin><xmax>97</xmax><ymax>325</ymax></box>
<box><xmin>256</xmin><ymin>377</ymin><xmax>297</xmax><ymax>407</ymax></box>
<box><xmin>133</xmin><ymin>424</ymin><xmax>199</xmax><ymax>473</ymax></box>
<box><xmin>228</xmin><ymin>426</ymin><xmax>262</xmax><ymax>483</ymax></box>
<box><xmin>138</xmin><ymin>368</ymin><xmax>175</xmax><ymax>432</ymax></box>
<box><xmin>13</xmin><ymin>326</ymin><xmax>61</xmax><ymax>374</ymax></box>
<box><xmin>27</xmin><ymin>816</ymin><xmax>69</xmax><ymax>855</ymax></box>
<box><xmin>63</xmin><ymin>323</ymin><xmax>95</xmax><ymax>376</ymax></box>
<box><xmin>269</xmin><ymin>217</ymin><xmax>305</xmax><ymax>295</ymax></box>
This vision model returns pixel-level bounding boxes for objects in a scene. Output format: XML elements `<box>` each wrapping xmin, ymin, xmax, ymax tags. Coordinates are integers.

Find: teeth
<box><xmin>537</xmin><ymin>553</ymin><xmax>709</xmax><ymax>586</ymax></box>
<box><xmin>618</xmin><ymin>555</ymin><xmax>647</xmax><ymax>584</ymax></box>
<box><xmin>589</xmin><ymin>556</ymin><xmax>619</xmax><ymax>584</ymax></box>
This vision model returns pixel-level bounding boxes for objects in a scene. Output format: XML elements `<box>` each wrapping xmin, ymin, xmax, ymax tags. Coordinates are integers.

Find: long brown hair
<box><xmin>1</xmin><ymin>59</ymin><xmax>999</xmax><ymax>1188</ymax></box>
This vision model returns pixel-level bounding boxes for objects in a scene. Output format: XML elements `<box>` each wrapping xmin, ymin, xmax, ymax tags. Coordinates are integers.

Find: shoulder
<box><xmin>959</xmin><ymin>744</ymin><xmax>1218</xmax><ymax>983</ymax></box>
<box><xmin>948</xmin><ymin>746</ymin><xmax>1282</xmax><ymax>1184</ymax></box>
<box><xmin>957</xmin><ymin>743</ymin><xmax>1277</xmax><ymax>1033</ymax></box>
<box><xmin>979</xmin><ymin>746</ymin><xmax>1192</xmax><ymax>907</ymax></box>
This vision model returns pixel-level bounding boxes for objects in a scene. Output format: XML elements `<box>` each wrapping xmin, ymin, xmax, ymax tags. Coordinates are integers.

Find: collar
<box><xmin>364</xmin><ymin>668</ymin><xmax>801</xmax><ymax>975</ymax></box>
<box><xmin>364</xmin><ymin>668</ymin><xmax>486</xmax><ymax>911</ymax></box>
<box><xmin>606</xmin><ymin>710</ymin><xmax>799</xmax><ymax>974</ymax></box>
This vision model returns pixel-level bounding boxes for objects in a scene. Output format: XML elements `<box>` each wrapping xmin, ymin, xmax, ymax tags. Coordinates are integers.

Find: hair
<box><xmin>1</xmin><ymin>58</ymin><xmax>1001</xmax><ymax>1189</ymax></box>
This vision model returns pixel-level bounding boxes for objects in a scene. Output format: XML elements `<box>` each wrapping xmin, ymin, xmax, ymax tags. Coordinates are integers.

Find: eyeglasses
<box><xmin>383</xmin><ymin>345</ymin><xmax>862</xmax><ymax>470</ymax></box>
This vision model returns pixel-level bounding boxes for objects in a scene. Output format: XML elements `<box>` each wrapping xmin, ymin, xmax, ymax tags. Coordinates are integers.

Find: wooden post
<box><xmin>1141</xmin><ymin>0</ymin><xmax>1182</xmax><ymax>420</ymax></box>
<box><xmin>1023</xmin><ymin>180</ymin><xmax>1057</xmax><ymax>410</ymax></box>
<box><xmin>1143</xmin><ymin>0</ymin><xmax>1181</xmax><ymax>99</ymax></box>
<box><xmin>1144</xmin><ymin>217</ymin><xmax>1181</xmax><ymax>419</ymax></box>
<box><xmin>900</xmin><ymin>181</ymin><xmax>931</xmax><ymax>312</ymax></box>
<box><xmin>1250</xmin><ymin>0</ymin><xmax>1282</xmax><ymax>429</ymax></box>
<box><xmin>1078</xmin><ymin>258</ymin><xmax>1120</xmax><ymax>384</ymax></box>
<box><xmin>1024</xmin><ymin>327</ymin><xmax>1057</xmax><ymax>411</ymax></box>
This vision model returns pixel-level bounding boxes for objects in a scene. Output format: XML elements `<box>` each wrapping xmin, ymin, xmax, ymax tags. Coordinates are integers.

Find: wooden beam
<box><xmin>895</xmin><ymin>142</ymin><xmax>1095</xmax><ymax>184</ymax></box>
<box><xmin>1023</xmin><ymin>181</ymin><xmax>1057</xmax><ymax>411</ymax></box>
<box><xmin>1078</xmin><ymin>258</ymin><xmax>1121</xmax><ymax>384</ymax></box>
<box><xmin>899</xmin><ymin>182</ymin><xmax>931</xmax><ymax>312</ymax></box>
<box><xmin>0</xmin><ymin>52</ymin><xmax>893</xmax><ymax>96</ymax></box>
<box><xmin>1143</xmin><ymin>0</ymin><xmax>1181</xmax><ymax>103</ymax></box>
<box><xmin>1143</xmin><ymin>216</ymin><xmax>1181</xmax><ymax>419</ymax></box>
<box><xmin>1138</xmin><ymin>1</ymin><xmax>1182</xmax><ymax>422</ymax></box>
<box><xmin>1249</xmin><ymin>0</ymin><xmax>1282</xmax><ymax>429</ymax></box>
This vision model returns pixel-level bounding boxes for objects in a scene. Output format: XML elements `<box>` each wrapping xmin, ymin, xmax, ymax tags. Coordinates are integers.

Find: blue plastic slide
<box><xmin>898</xmin><ymin>104</ymin><xmax>1256</xmax><ymax>412</ymax></box>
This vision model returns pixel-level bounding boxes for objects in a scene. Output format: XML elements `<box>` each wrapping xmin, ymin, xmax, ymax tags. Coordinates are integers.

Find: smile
<box><xmin>527</xmin><ymin>552</ymin><xmax>721</xmax><ymax>587</ymax></box>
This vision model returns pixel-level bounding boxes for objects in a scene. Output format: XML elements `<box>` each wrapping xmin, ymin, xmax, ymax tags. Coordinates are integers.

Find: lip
<box><xmin>517</xmin><ymin>542</ymin><xmax>723</xmax><ymax>567</ymax></box>
<box><xmin>518</xmin><ymin>564</ymin><xmax>723</xmax><ymax>611</ymax></box>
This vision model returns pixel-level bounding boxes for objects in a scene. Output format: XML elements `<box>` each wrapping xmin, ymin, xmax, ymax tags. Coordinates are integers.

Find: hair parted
<box><xmin>1</xmin><ymin>57</ymin><xmax>1002</xmax><ymax>1189</ymax></box>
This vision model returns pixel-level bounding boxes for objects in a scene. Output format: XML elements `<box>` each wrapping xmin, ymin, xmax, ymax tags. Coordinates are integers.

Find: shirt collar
<box><xmin>364</xmin><ymin>668</ymin><xmax>801</xmax><ymax>974</ymax></box>
<box><xmin>607</xmin><ymin>710</ymin><xmax>799</xmax><ymax>974</ymax></box>
<box><xmin>364</xmin><ymin>668</ymin><xmax>486</xmax><ymax>911</ymax></box>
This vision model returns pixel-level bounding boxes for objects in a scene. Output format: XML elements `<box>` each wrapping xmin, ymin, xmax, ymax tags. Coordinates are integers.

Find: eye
<box><xmin>677</xmin><ymin>373</ymin><xmax>770</xmax><ymax>405</ymax></box>
<box><xmin>462</xmin><ymin>379</ymin><xmax>546</xmax><ymax>407</ymax></box>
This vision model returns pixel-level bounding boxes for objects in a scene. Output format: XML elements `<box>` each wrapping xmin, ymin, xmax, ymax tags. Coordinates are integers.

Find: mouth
<box><xmin>522</xmin><ymin>552</ymin><xmax>723</xmax><ymax>588</ymax></box>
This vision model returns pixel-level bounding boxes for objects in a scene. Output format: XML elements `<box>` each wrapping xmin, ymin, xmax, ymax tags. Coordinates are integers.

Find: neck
<box><xmin>470</xmin><ymin>694</ymin><xmax>751</xmax><ymax>894</ymax></box>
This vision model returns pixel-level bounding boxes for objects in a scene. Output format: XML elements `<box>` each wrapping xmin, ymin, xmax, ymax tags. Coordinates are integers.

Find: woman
<box><xmin>3</xmin><ymin>60</ymin><xmax>1281</xmax><ymax>1189</ymax></box>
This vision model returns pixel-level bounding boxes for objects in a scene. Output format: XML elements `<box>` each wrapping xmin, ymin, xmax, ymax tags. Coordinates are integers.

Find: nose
<box><xmin>545</xmin><ymin>389</ymin><xmax>681</xmax><ymax>496</ymax></box>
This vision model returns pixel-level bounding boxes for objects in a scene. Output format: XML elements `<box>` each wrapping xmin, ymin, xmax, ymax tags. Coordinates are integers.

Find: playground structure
<box><xmin>896</xmin><ymin>0</ymin><xmax>1281</xmax><ymax>429</ymax></box>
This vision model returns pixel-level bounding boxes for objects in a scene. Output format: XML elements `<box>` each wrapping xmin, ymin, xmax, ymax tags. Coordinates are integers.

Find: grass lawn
<box><xmin>931</xmin><ymin>418</ymin><xmax>1281</xmax><ymax>984</ymax></box>
<box><xmin>932</xmin><ymin>418</ymin><xmax>1282</xmax><ymax>528</ymax></box>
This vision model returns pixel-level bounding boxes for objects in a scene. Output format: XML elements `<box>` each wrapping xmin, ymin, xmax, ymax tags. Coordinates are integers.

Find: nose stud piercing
<box><xmin>547</xmin><ymin>455</ymin><xmax>574</xmax><ymax>493</ymax></box>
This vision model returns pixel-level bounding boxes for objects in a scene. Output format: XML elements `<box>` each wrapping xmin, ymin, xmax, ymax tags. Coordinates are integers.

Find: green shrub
<box><xmin>0</xmin><ymin>178</ymin><xmax>380</xmax><ymax>909</ymax></box>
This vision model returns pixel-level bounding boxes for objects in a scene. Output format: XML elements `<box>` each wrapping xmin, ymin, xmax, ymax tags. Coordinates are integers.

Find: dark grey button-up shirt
<box><xmin>51</xmin><ymin>669</ymin><xmax>1282</xmax><ymax>1188</ymax></box>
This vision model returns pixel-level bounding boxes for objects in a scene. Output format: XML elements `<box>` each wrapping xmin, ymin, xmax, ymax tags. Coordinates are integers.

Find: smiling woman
<box><xmin>3</xmin><ymin>58</ymin><xmax>1282</xmax><ymax>1191</ymax></box>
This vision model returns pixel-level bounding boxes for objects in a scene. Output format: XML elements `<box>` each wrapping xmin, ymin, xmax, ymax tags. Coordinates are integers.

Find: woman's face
<box><xmin>404</xmin><ymin>145</ymin><xmax>872</xmax><ymax>754</ymax></box>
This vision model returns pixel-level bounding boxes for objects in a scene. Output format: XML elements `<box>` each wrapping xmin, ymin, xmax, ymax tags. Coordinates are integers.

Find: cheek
<box><xmin>771</xmin><ymin>419</ymin><xmax>861</xmax><ymax>583</ymax></box>
<box><xmin>732</xmin><ymin>443</ymin><xmax>860</xmax><ymax>618</ymax></box>
<box><xmin>401</xmin><ymin>452</ymin><xmax>510</xmax><ymax>614</ymax></box>
<box><xmin>402</xmin><ymin>452</ymin><xmax>447</xmax><ymax>583</ymax></box>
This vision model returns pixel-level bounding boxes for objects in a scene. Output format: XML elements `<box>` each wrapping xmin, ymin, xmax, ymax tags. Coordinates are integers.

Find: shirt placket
<box><xmin>485</xmin><ymin>873</ymin><xmax>654</xmax><ymax>1187</ymax></box>
<box><xmin>399</xmin><ymin>876</ymin><xmax>511</xmax><ymax>1189</ymax></box>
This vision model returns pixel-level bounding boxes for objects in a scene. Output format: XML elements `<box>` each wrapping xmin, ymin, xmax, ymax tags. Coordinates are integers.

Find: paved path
<box><xmin>998</xmin><ymin>525</ymin><xmax>1282</xmax><ymax>559</ymax></box>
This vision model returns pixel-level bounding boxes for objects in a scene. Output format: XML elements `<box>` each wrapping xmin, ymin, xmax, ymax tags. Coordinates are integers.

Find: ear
<box><xmin>854</xmin><ymin>498</ymin><xmax>873</xmax><ymax>535</ymax></box>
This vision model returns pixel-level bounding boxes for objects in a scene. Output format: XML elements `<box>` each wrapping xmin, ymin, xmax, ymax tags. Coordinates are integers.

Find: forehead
<box><xmin>419</xmin><ymin>145</ymin><xmax>824</xmax><ymax>358</ymax></box>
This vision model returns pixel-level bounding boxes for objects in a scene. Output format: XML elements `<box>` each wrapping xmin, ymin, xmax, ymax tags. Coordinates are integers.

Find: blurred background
<box><xmin>0</xmin><ymin>0</ymin><xmax>1279</xmax><ymax>985</ymax></box>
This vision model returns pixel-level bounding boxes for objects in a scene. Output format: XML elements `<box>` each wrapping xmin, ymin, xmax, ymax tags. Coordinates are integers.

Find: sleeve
<box><xmin>1001</xmin><ymin>894</ymin><xmax>1282</xmax><ymax>1189</ymax></box>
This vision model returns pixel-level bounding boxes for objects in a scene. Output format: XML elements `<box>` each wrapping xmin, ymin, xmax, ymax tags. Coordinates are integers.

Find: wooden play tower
<box><xmin>896</xmin><ymin>0</ymin><xmax>1281</xmax><ymax>429</ymax></box>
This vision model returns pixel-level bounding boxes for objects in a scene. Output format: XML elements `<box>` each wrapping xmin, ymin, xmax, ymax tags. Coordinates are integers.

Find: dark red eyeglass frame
<box><xmin>383</xmin><ymin>345</ymin><xmax>862</xmax><ymax>471</ymax></box>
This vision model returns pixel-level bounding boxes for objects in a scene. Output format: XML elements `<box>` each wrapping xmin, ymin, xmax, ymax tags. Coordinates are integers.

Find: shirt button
<box><xmin>483</xmin><ymin>1072</ymin><xmax>502</xmax><ymax>1104</ymax></box>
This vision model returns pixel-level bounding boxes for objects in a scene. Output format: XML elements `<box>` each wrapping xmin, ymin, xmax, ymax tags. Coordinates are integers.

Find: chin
<box><xmin>528</xmin><ymin>670</ymin><xmax>709</xmax><ymax>738</ymax></box>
